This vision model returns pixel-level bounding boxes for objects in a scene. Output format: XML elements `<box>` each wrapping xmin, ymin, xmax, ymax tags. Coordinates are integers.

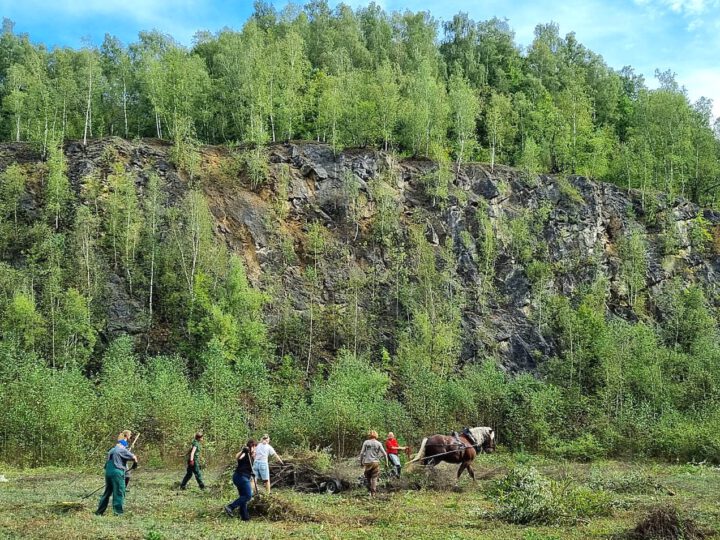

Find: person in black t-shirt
<box><xmin>224</xmin><ymin>439</ymin><xmax>257</xmax><ymax>521</ymax></box>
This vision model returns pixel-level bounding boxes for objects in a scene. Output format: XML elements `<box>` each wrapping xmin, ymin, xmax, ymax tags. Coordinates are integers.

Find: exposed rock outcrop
<box><xmin>4</xmin><ymin>138</ymin><xmax>718</xmax><ymax>371</ymax></box>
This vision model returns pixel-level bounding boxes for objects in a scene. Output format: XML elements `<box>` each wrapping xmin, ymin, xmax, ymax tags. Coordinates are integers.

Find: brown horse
<box><xmin>409</xmin><ymin>426</ymin><xmax>496</xmax><ymax>481</ymax></box>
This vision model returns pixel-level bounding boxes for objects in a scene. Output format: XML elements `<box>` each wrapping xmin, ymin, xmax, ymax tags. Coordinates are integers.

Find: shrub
<box><xmin>489</xmin><ymin>466</ymin><xmax>615</xmax><ymax>525</ymax></box>
<box><xmin>310</xmin><ymin>349</ymin><xmax>400</xmax><ymax>456</ymax></box>
<box><xmin>490</xmin><ymin>466</ymin><xmax>558</xmax><ymax>524</ymax></box>
<box><xmin>240</xmin><ymin>147</ymin><xmax>269</xmax><ymax>190</ymax></box>
<box><xmin>688</xmin><ymin>216</ymin><xmax>712</xmax><ymax>255</ymax></box>
<box><xmin>552</xmin><ymin>433</ymin><xmax>606</xmax><ymax>462</ymax></box>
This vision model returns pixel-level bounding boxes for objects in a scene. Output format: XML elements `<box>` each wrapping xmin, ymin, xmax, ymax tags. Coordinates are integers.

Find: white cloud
<box><xmin>679</xmin><ymin>68</ymin><xmax>720</xmax><ymax>119</ymax></box>
<box><xmin>663</xmin><ymin>0</ymin><xmax>719</xmax><ymax>14</ymax></box>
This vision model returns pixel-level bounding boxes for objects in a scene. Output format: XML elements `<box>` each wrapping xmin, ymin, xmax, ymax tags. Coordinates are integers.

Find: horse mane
<box><xmin>469</xmin><ymin>426</ymin><xmax>495</xmax><ymax>445</ymax></box>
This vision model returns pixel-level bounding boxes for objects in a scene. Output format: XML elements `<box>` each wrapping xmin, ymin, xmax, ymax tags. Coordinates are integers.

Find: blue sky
<box><xmin>3</xmin><ymin>0</ymin><xmax>720</xmax><ymax>118</ymax></box>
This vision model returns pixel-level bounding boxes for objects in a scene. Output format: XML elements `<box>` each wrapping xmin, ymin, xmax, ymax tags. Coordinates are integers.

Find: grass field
<box><xmin>1</xmin><ymin>454</ymin><xmax>719</xmax><ymax>539</ymax></box>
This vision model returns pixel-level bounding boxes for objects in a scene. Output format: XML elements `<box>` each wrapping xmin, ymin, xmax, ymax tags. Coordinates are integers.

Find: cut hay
<box><xmin>627</xmin><ymin>506</ymin><xmax>708</xmax><ymax>540</ymax></box>
<box><xmin>249</xmin><ymin>493</ymin><xmax>318</xmax><ymax>522</ymax></box>
<box><xmin>51</xmin><ymin>501</ymin><xmax>86</xmax><ymax>514</ymax></box>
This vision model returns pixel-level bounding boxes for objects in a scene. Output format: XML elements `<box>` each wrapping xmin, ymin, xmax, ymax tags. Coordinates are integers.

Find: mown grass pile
<box><xmin>487</xmin><ymin>466</ymin><xmax>616</xmax><ymax>525</ymax></box>
<box><xmin>249</xmin><ymin>493</ymin><xmax>319</xmax><ymax>522</ymax></box>
<box><xmin>624</xmin><ymin>505</ymin><xmax>708</xmax><ymax>540</ymax></box>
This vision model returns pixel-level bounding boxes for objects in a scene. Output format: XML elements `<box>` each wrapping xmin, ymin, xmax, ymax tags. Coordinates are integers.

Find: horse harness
<box><xmin>449</xmin><ymin>428</ymin><xmax>482</xmax><ymax>453</ymax></box>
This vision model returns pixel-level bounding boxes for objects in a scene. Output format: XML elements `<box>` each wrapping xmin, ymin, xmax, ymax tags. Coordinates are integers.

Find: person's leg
<box><xmin>110</xmin><ymin>470</ymin><xmax>126</xmax><ymax>515</ymax></box>
<box><xmin>180</xmin><ymin>464</ymin><xmax>193</xmax><ymax>489</ymax></box>
<box><xmin>192</xmin><ymin>462</ymin><xmax>205</xmax><ymax>489</ymax></box>
<box><xmin>389</xmin><ymin>454</ymin><xmax>401</xmax><ymax>477</ymax></box>
<box><xmin>251</xmin><ymin>462</ymin><xmax>260</xmax><ymax>495</ymax></box>
<box><xmin>227</xmin><ymin>473</ymin><xmax>243</xmax><ymax>512</ymax></box>
<box><xmin>237</xmin><ymin>474</ymin><xmax>253</xmax><ymax>521</ymax></box>
<box><xmin>370</xmin><ymin>475</ymin><xmax>377</xmax><ymax>494</ymax></box>
<box><xmin>363</xmin><ymin>464</ymin><xmax>374</xmax><ymax>494</ymax></box>
<box><xmin>255</xmin><ymin>461</ymin><xmax>270</xmax><ymax>493</ymax></box>
<box><xmin>369</xmin><ymin>464</ymin><xmax>379</xmax><ymax>495</ymax></box>
<box><xmin>95</xmin><ymin>474</ymin><xmax>113</xmax><ymax>515</ymax></box>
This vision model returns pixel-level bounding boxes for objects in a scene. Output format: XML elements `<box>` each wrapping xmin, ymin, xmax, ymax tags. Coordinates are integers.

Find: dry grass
<box><xmin>625</xmin><ymin>505</ymin><xmax>708</xmax><ymax>540</ymax></box>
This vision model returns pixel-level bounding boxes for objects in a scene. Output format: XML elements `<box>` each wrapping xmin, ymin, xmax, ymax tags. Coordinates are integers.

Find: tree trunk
<box><xmin>123</xmin><ymin>80</ymin><xmax>129</xmax><ymax>138</ymax></box>
<box><xmin>83</xmin><ymin>63</ymin><xmax>93</xmax><ymax>146</ymax></box>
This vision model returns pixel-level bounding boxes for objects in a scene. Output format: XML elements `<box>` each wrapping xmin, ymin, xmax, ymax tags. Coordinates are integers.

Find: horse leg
<box><xmin>456</xmin><ymin>462</ymin><xmax>467</xmax><ymax>484</ymax></box>
<box><xmin>466</xmin><ymin>462</ymin><xmax>476</xmax><ymax>481</ymax></box>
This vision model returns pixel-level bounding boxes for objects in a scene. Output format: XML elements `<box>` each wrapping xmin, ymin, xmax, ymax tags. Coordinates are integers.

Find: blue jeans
<box><xmin>228</xmin><ymin>472</ymin><xmax>253</xmax><ymax>520</ymax></box>
<box><xmin>389</xmin><ymin>453</ymin><xmax>402</xmax><ymax>476</ymax></box>
<box><xmin>253</xmin><ymin>460</ymin><xmax>270</xmax><ymax>481</ymax></box>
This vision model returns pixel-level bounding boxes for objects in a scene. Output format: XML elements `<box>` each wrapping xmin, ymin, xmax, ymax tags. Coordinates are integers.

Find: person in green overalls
<box><xmin>180</xmin><ymin>432</ymin><xmax>205</xmax><ymax>490</ymax></box>
<box><xmin>96</xmin><ymin>432</ymin><xmax>138</xmax><ymax>516</ymax></box>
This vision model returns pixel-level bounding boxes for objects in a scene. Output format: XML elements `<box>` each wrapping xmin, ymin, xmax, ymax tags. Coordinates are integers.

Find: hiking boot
<box><xmin>224</xmin><ymin>505</ymin><xmax>234</xmax><ymax>517</ymax></box>
<box><xmin>180</xmin><ymin>484</ymin><xmax>187</xmax><ymax>490</ymax></box>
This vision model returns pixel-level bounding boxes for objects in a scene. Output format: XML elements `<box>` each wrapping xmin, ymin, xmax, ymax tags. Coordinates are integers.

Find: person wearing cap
<box><xmin>252</xmin><ymin>434</ymin><xmax>284</xmax><ymax>494</ymax></box>
<box><xmin>180</xmin><ymin>432</ymin><xmax>206</xmax><ymax>490</ymax></box>
<box><xmin>95</xmin><ymin>431</ymin><xmax>138</xmax><ymax>516</ymax></box>
<box><xmin>385</xmin><ymin>432</ymin><xmax>408</xmax><ymax>478</ymax></box>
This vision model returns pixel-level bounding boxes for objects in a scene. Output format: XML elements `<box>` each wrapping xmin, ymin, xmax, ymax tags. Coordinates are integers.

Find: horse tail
<box><xmin>408</xmin><ymin>437</ymin><xmax>428</xmax><ymax>465</ymax></box>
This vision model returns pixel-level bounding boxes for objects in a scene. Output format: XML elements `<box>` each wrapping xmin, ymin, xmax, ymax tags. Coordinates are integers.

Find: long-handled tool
<box><xmin>248</xmin><ymin>451</ymin><xmax>260</xmax><ymax>494</ymax></box>
<box><xmin>81</xmin><ymin>432</ymin><xmax>140</xmax><ymax>500</ymax></box>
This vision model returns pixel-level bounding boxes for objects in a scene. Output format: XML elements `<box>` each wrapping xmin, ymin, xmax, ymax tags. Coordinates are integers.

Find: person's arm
<box><xmin>272</xmin><ymin>447</ymin><xmax>284</xmax><ymax>465</ymax></box>
<box><xmin>189</xmin><ymin>445</ymin><xmax>197</xmax><ymax>465</ymax></box>
<box><xmin>359</xmin><ymin>441</ymin><xmax>366</xmax><ymax>465</ymax></box>
<box><xmin>235</xmin><ymin>450</ymin><xmax>245</xmax><ymax>460</ymax></box>
<box><xmin>380</xmin><ymin>443</ymin><xmax>388</xmax><ymax>466</ymax></box>
<box><xmin>120</xmin><ymin>447</ymin><xmax>138</xmax><ymax>465</ymax></box>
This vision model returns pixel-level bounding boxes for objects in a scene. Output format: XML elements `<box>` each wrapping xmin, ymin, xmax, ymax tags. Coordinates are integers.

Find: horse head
<box><xmin>468</xmin><ymin>426</ymin><xmax>496</xmax><ymax>453</ymax></box>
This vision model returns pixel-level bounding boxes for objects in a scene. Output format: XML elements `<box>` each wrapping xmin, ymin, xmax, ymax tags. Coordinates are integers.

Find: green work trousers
<box><xmin>96</xmin><ymin>461</ymin><xmax>126</xmax><ymax>515</ymax></box>
<box><xmin>180</xmin><ymin>461</ymin><xmax>205</xmax><ymax>489</ymax></box>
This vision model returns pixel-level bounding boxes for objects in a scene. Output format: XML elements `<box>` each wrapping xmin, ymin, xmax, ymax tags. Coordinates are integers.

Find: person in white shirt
<box><xmin>253</xmin><ymin>434</ymin><xmax>284</xmax><ymax>494</ymax></box>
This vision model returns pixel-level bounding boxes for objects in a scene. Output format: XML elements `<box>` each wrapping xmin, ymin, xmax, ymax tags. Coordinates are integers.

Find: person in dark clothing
<box><xmin>180</xmin><ymin>432</ymin><xmax>205</xmax><ymax>490</ymax></box>
<box><xmin>96</xmin><ymin>433</ymin><xmax>138</xmax><ymax>516</ymax></box>
<box><xmin>224</xmin><ymin>439</ymin><xmax>257</xmax><ymax>521</ymax></box>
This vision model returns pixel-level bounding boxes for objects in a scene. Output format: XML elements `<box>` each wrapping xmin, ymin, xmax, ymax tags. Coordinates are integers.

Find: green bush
<box><xmin>489</xmin><ymin>466</ymin><xmax>615</xmax><ymax>525</ymax></box>
<box><xmin>552</xmin><ymin>433</ymin><xmax>606</xmax><ymax>462</ymax></box>
<box><xmin>490</xmin><ymin>466</ymin><xmax>558</xmax><ymax>525</ymax></box>
<box><xmin>240</xmin><ymin>147</ymin><xmax>270</xmax><ymax>189</ymax></box>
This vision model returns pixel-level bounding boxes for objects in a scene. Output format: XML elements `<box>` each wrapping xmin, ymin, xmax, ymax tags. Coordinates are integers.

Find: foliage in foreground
<box><xmin>488</xmin><ymin>466</ymin><xmax>615</xmax><ymax>525</ymax></box>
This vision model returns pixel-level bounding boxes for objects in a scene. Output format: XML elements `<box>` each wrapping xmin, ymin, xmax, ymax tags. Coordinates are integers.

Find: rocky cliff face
<box><xmin>3</xmin><ymin>138</ymin><xmax>718</xmax><ymax>371</ymax></box>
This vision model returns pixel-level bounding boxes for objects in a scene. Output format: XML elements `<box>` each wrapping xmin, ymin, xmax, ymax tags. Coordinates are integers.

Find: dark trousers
<box><xmin>96</xmin><ymin>463</ymin><xmax>126</xmax><ymax>515</ymax></box>
<box><xmin>228</xmin><ymin>472</ymin><xmax>253</xmax><ymax>520</ymax></box>
<box><xmin>180</xmin><ymin>461</ymin><xmax>205</xmax><ymax>489</ymax></box>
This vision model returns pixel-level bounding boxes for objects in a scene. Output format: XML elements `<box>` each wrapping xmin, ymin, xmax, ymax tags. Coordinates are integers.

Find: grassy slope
<box><xmin>1</xmin><ymin>456</ymin><xmax>719</xmax><ymax>540</ymax></box>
